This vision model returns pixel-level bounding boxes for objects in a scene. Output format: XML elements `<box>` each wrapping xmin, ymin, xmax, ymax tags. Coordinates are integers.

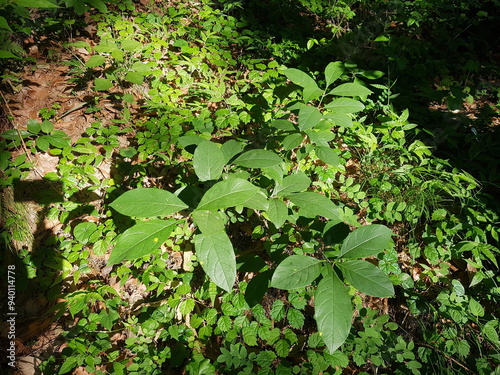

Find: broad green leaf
<box><xmin>88</xmin><ymin>0</ymin><xmax>108</xmax><ymax>12</ymax></box>
<box><xmin>73</xmin><ymin>222</ymin><xmax>98</xmax><ymax>244</ymax></box>
<box><xmin>469</xmin><ymin>298</ymin><xmax>484</xmax><ymax>317</ymax></box>
<box><xmin>329</xmin><ymin>83</ymin><xmax>372</xmax><ymax>97</ymax></box>
<box><xmin>0</xmin><ymin>50</ymin><xmax>17</xmax><ymax>58</ymax></box>
<box><xmin>274</xmin><ymin>172</ymin><xmax>311</xmax><ymax>196</ymax></box>
<box><xmin>110</xmin><ymin>188</ymin><xmax>188</xmax><ymax>217</ymax></box>
<box><xmin>85</xmin><ymin>55</ymin><xmax>106</xmax><ymax>68</ymax></box>
<box><xmin>193</xmin><ymin>140</ymin><xmax>226</xmax><ymax>181</ymax></box>
<box><xmin>303</xmin><ymin>85</ymin><xmax>324</xmax><ymax>102</ymax></box>
<box><xmin>121</xmin><ymin>39</ymin><xmax>141</xmax><ymax>51</ymax></box>
<box><xmin>337</xmin><ymin>260</ymin><xmax>394</xmax><ymax>297</ymax></box>
<box><xmin>194</xmin><ymin>232</ymin><xmax>236</xmax><ymax>292</ymax></box>
<box><xmin>46</xmin><ymin>135</ymin><xmax>70</xmax><ymax>149</ymax></box>
<box><xmin>339</xmin><ymin>225</ymin><xmax>393</xmax><ymax>258</ymax></box>
<box><xmin>233</xmin><ymin>149</ymin><xmax>282</xmax><ymax>168</ymax></box>
<box><xmin>271</xmin><ymin>119</ymin><xmax>296</xmax><ymax>131</ymax></box>
<box><xmin>325</xmin><ymin>61</ymin><xmax>344</xmax><ymax>87</ymax></box>
<box><xmin>314</xmin><ymin>271</ymin><xmax>352</xmax><ymax>354</ymax></box>
<box><xmin>305</xmin><ymin>129</ymin><xmax>335</xmax><ymax>147</ymax></box>
<box><xmin>124</xmin><ymin>71</ymin><xmax>144</xmax><ymax>85</ymax></box>
<box><xmin>482</xmin><ymin>320</ymin><xmax>499</xmax><ymax>343</ymax></box>
<box><xmin>287</xmin><ymin>192</ymin><xmax>339</xmax><ymax>220</ymax></box>
<box><xmin>325</xmin><ymin>98</ymin><xmax>365</xmax><ymax>114</ymax></box>
<box><xmin>192</xmin><ymin>210</ymin><xmax>226</xmax><ymax>234</ymax></box>
<box><xmin>283</xmin><ymin>133</ymin><xmax>304</xmax><ymax>150</ymax></box>
<box><xmin>58</xmin><ymin>357</ymin><xmax>77</xmax><ymax>374</ymax></box>
<box><xmin>298</xmin><ymin>106</ymin><xmax>323</xmax><ymax>131</ymax></box>
<box><xmin>0</xmin><ymin>16</ymin><xmax>12</xmax><ymax>31</ymax></box>
<box><xmin>15</xmin><ymin>0</ymin><xmax>59</xmax><ymax>8</ymax></box>
<box><xmin>287</xmin><ymin>308</ymin><xmax>305</xmax><ymax>329</ymax></box>
<box><xmin>316</xmin><ymin>146</ymin><xmax>340</xmax><ymax>166</ymax></box>
<box><xmin>221</xmin><ymin>139</ymin><xmax>244</xmax><ymax>163</ymax></box>
<box><xmin>108</xmin><ymin>220</ymin><xmax>178</xmax><ymax>264</ymax></box>
<box><xmin>196</xmin><ymin>178</ymin><xmax>268</xmax><ymax>211</ymax></box>
<box><xmin>271</xmin><ymin>255</ymin><xmax>323</xmax><ymax>289</ymax></box>
<box><xmin>284</xmin><ymin>68</ymin><xmax>317</xmax><ymax>88</ymax></box>
<box><xmin>94</xmin><ymin>78</ymin><xmax>113</xmax><ymax>91</ymax></box>
<box><xmin>360</xmin><ymin>70</ymin><xmax>384</xmax><ymax>79</ymax></box>
<box><xmin>266</xmin><ymin>199</ymin><xmax>288</xmax><ymax>228</ymax></box>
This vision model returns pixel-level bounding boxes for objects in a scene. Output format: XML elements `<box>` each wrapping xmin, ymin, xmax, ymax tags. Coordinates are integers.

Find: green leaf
<box><xmin>271</xmin><ymin>255</ymin><xmax>322</xmax><ymax>289</ymax></box>
<box><xmin>233</xmin><ymin>149</ymin><xmax>282</xmax><ymax>168</ymax></box>
<box><xmin>221</xmin><ymin>139</ymin><xmax>244</xmax><ymax>163</ymax></box>
<box><xmin>124</xmin><ymin>71</ymin><xmax>144</xmax><ymax>85</ymax></box>
<box><xmin>305</xmin><ymin>129</ymin><xmax>336</xmax><ymax>146</ymax></box>
<box><xmin>194</xmin><ymin>232</ymin><xmax>236</xmax><ymax>292</ymax></box>
<box><xmin>325</xmin><ymin>98</ymin><xmax>365</xmax><ymax>114</ymax></box>
<box><xmin>178</xmin><ymin>299</ymin><xmax>195</xmax><ymax>316</ymax></box>
<box><xmin>0</xmin><ymin>50</ymin><xmax>18</xmax><ymax>59</ymax></box>
<box><xmin>36</xmin><ymin>136</ymin><xmax>50</xmax><ymax>151</ymax></box>
<box><xmin>15</xmin><ymin>0</ymin><xmax>59</xmax><ymax>8</ymax></box>
<box><xmin>73</xmin><ymin>222</ymin><xmax>98</xmax><ymax>244</ymax></box>
<box><xmin>193</xmin><ymin>140</ymin><xmax>226</xmax><ymax>181</ymax></box>
<box><xmin>196</xmin><ymin>178</ymin><xmax>268</xmax><ymax>211</ymax></box>
<box><xmin>298</xmin><ymin>106</ymin><xmax>323</xmax><ymax>131</ymax></box>
<box><xmin>266</xmin><ymin>199</ymin><xmax>288</xmax><ymax>228</ymax></box>
<box><xmin>337</xmin><ymin>260</ymin><xmax>394</xmax><ymax>297</ymax></box>
<box><xmin>283</xmin><ymin>133</ymin><xmax>304</xmax><ymax>150</ymax></box>
<box><xmin>27</xmin><ymin>120</ymin><xmax>41</xmax><ymax>134</ymax></box>
<box><xmin>284</xmin><ymin>68</ymin><xmax>322</xmax><ymax>102</ymax></box>
<box><xmin>85</xmin><ymin>55</ymin><xmax>106</xmax><ymax>68</ymax></box>
<box><xmin>469</xmin><ymin>298</ymin><xmax>484</xmax><ymax>317</ymax></box>
<box><xmin>324</xmin><ymin>113</ymin><xmax>353</xmax><ymax>128</ymax></box>
<box><xmin>192</xmin><ymin>210</ymin><xmax>226</xmax><ymax>234</ymax></box>
<box><xmin>482</xmin><ymin>321</ymin><xmax>499</xmax><ymax>343</ymax></box>
<box><xmin>40</xmin><ymin>120</ymin><xmax>54</xmax><ymax>133</ymax></box>
<box><xmin>0</xmin><ymin>16</ymin><xmax>12</xmax><ymax>31</ymax></box>
<box><xmin>94</xmin><ymin>78</ymin><xmax>113</xmax><ymax>91</ymax></box>
<box><xmin>287</xmin><ymin>308</ymin><xmax>305</xmax><ymax>329</ymax></box>
<box><xmin>273</xmin><ymin>172</ymin><xmax>311</xmax><ymax>196</ymax></box>
<box><xmin>324</xmin><ymin>61</ymin><xmax>344</xmax><ymax>87</ymax></box>
<box><xmin>287</xmin><ymin>192</ymin><xmax>339</xmax><ymax>220</ymax></box>
<box><xmin>314</xmin><ymin>271</ymin><xmax>352</xmax><ymax>354</ymax></box>
<box><xmin>315</xmin><ymin>146</ymin><xmax>339</xmax><ymax>166</ymax></box>
<box><xmin>339</xmin><ymin>225</ymin><xmax>393</xmax><ymax>258</ymax></box>
<box><xmin>46</xmin><ymin>135</ymin><xmax>70</xmax><ymax>149</ymax></box>
<box><xmin>121</xmin><ymin>39</ymin><xmax>141</xmax><ymax>51</ymax></box>
<box><xmin>58</xmin><ymin>357</ymin><xmax>77</xmax><ymax>374</ymax></box>
<box><xmin>271</xmin><ymin>300</ymin><xmax>286</xmax><ymax>320</ymax></box>
<box><xmin>271</xmin><ymin>119</ymin><xmax>296</xmax><ymax>131</ymax></box>
<box><xmin>329</xmin><ymin>83</ymin><xmax>372</xmax><ymax>97</ymax></box>
<box><xmin>108</xmin><ymin>220</ymin><xmax>178</xmax><ymax>264</ymax></box>
<box><xmin>275</xmin><ymin>339</ymin><xmax>291</xmax><ymax>357</ymax></box>
<box><xmin>88</xmin><ymin>0</ymin><xmax>108</xmax><ymax>12</ymax></box>
<box><xmin>110</xmin><ymin>188</ymin><xmax>188</xmax><ymax>217</ymax></box>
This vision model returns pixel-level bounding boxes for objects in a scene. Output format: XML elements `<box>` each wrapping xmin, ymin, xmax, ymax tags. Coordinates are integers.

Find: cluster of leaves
<box><xmin>1</xmin><ymin>0</ymin><xmax>499</xmax><ymax>374</ymax></box>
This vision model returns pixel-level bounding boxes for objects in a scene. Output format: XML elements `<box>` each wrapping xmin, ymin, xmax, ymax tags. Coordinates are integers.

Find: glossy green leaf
<box><xmin>274</xmin><ymin>172</ymin><xmax>311</xmax><ymax>196</ymax></box>
<box><xmin>108</xmin><ymin>220</ymin><xmax>178</xmax><ymax>264</ymax></box>
<box><xmin>193</xmin><ymin>140</ymin><xmax>226</xmax><ymax>181</ymax></box>
<box><xmin>324</xmin><ymin>61</ymin><xmax>344</xmax><ymax>87</ymax></box>
<box><xmin>298</xmin><ymin>106</ymin><xmax>323</xmax><ymax>131</ymax></box>
<box><xmin>194</xmin><ymin>231</ymin><xmax>236</xmax><ymax>292</ymax></box>
<box><xmin>271</xmin><ymin>255</ymin><xmax>323</xmax><ymax>289</ymax></box>
<box><xmin>314</xmin><ymin>271</ymin><xmax>352</xmax><ymax>354</ymax></box>
<box><xmin>329</xmin><ymin>83</ymin><xmax>373</xmax><ymax>97</ymax></box>
<box><xmin>192</xmin><ymin>210</ymin><xmax>226</xmax><ymax>234</ymax></box>
<box><xmin>325</xmin><ymin>98</ymin><xmax>365</xmax><ymax>114</ymax></box>
<box><xmin>233</xmin><ymin>149</ymin><xmax>282</xmax><ymax>168</ymax></box>
<box><xmin>287</xmin><ymin>192</ymin><xmax>339</xmax><ymax>220</ymax></box>
<box><xmin>338</xmin><ymin>260</ymin><xmax>394</xmax><ymax>297</ymax></box>
<box><xmin>316</xmin><ymin>146</ymin><xmax>340</xmax><ymax>166</ymax></box>
<box><xmin>266</xmin><ymin>199</ymin><xmax>288</xmax><ymax>228</ymax></box>
<box><xmin>110</xmin><ymin>188</ymin><xmax>188</xmax><ymax>217</ymax></box>
<box><xmin>339</xmin><ymin>225</ymin><xmax>393</xmax><ymax>258</ymax></box>
<box><xmin>196</xmin><ymin>178</ymin><xmax>268</xmax><ymax>211</ymax></box>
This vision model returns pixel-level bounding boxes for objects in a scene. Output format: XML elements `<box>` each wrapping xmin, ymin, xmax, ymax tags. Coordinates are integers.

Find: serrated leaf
<box><xmin>316</xmin><ymin>146</ymin><xmax>339</xmax><ymax>166</ymax></box>
<box><xmin>287</xmin><ymin>192</ymin><xmax>339</xmax><ymax>220</ymax></box>
<box><xmin>338</xmin><ymin>260</ymin><xmax>394</xmax><ymax>297</ymax></box>
<box><xmin>275</xmin><ymin>339</ymin><xmax>291</xmax><ymax>357</ymax></box>
<box><xmin>266</xmin><ymin>199</ymin><xmax>288</xmax><ymax>227</ymax></box>
<box><xmin>192</xmin><ymin>210</ymin><xmax>226</xmax><ymax>234</ymax></box>
<box><xmin>325</xmin><ymin>61</ymin><xmax>344</xmax><ymax>87</ymax></box>
<box><xmin>274</xmin><ymin>172</ymin><xmax>311</xmax><ymax>196</ymax></box>
<box><xmin>108</xmin><ymin>220</ymin><xmax>178</xmax><ymax>264</ymax></box>
<box><xmin>194</xmin><ymin>232</ymin><xmax>236</xmax><ymax>292</ymax></box>
<box><xmin>233</xmin><ymin>149</ymin><xmax>282</xmax><ymax>168</ymax></box>
<box><xmin>287</xmin><ymin>308</ymin><xmax>305</xmax><ymax>329</ymax></box>
<box><xmin>339</xmin><ymin>225</ymin><xmax>393</xmax><ymax>258</ymax></box>
<box><xmin>325</xmin><ymin>98</ymin><xmax>365</xmax><ymax>114</ymax></box>
<box><xmin>196</xmin><ymin>178</ymin><xmax>268</xmax><ymax>211</ymax></box>
<box><xmin>85</xmin><ymin>55</ymin><xmax>106</xmax><ymax>68</ymax></box>
<box><xmin>314</xmin><ymin>271</ymin><xmax>352</xmax><ymax>354</ymax></box>
<box><xmin>178</xmin><ymin>299</ymin><xmax>195</xmax><ymax>316</ymax></box>
<box><xmin>283</xmin><ymin>133</ymin><xmax>304</xmax><ymax>150</ymax></box>
<box><xmin>270</xmin><ymin>300</ymin><xmax>286</xmax><ymax>320</ymax></box>
<box><xmin>193</xmin><ymin>140</ymin><xmax>226</xmax><ymax>181</ymax></box>
<box><xmin>271</xmin><ymin>255</ymin><xmax>323</xmax><ymax>289</ymax></box>
<box><xmin>298</xmin><ymin>106</ymin><xmax>323</xmax><ymax>131</ymax></box>
<box><xmin>94</xmin><ymin>78</ymin><xmax>113</xmax><ymax>91</ymax></box>
<box><xmin>329</xmin><ymin>83</ymin><xmax>373</xmax><ymax>97</ymax></box>
<box><xmin>110</xmin><ymin>188</ymin><xmax>188</xmax><ymax>217</ymax></box>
